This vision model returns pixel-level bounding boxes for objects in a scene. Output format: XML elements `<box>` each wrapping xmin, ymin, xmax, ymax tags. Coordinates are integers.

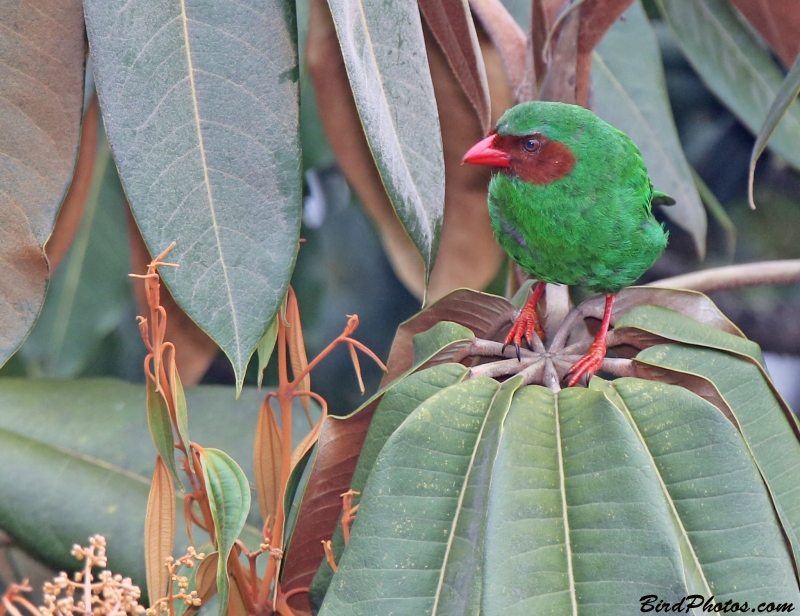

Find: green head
<box><xmin>462</xmin><ymin>101</ymin><xmax>622</xmax><ymax>185</ymax></box>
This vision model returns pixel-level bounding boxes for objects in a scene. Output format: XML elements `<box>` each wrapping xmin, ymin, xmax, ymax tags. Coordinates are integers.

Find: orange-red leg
<box><xmin>567</xmin><ymin>294</ymin><xmax>615</xmax><ymax>387</ymax></box>
<box><xmin>503</xmin><ymin>282</ymin><xmax>546</xmax><ymax>360</ymax></box>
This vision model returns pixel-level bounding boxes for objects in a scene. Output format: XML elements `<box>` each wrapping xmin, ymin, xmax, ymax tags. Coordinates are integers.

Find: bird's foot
<box><xmin>502</xmin><ymin>305</ymin><xmax>545</xmax><ymax>361</ymax></box>
<box><xmin>566</xmin><ymin>338</ymin><xmax>608</xmax><ymax>387</ymax></box>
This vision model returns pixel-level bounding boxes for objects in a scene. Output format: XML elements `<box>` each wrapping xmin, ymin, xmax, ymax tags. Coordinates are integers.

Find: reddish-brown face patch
<box><xmin>493</xmin><ymin>133</ymin><xmax>576</xmax><ymax>185</ymax></box>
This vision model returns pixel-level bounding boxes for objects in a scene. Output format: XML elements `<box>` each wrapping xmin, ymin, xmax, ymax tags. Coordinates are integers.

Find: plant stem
<box><xmin>649</xmin><ymin>259</ymin><xmax>800</xmax><ymax>293</ymax></box>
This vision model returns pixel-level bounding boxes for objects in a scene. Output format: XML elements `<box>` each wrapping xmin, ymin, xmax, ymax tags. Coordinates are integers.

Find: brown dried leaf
<box><xmin>253</xmin><ymin>399</ymin><xmax>282</xmax><ymax>525</ymax></box>
<box><xmin>729</xmin><ymin>0</ymin><xmax>800</xmax><ymax>68</ymax></box>
<box><xmin>285</xmin><ymin>288</ymin><xmax>311</xmax><ymax>421</ymax></box>
<box><xmin>45</xmin><ymin>95</ymin><xmax>99</xmax><ymax>270</ymax></box>
<box><xmin>193</xmin><ymin>551</ymin><xmax>219</xmax><ymax>610</ymax></box>
<box><xmin>423</xmin><ymin>20</ymin><xmax>508</xmax><ymax>302</ymax></box>
<box><xmin>128</xmin><ymin>210</ymin><xmax>218</xmax><ymax>385</ymax></box>
<box><xmin>0</xmin><ymin>0</ymin><xmax>85</xmax><ymax>367</ymax></box>
<box><xmin>469</xmin><ymin>0</ymin><xmax>527</xmax><ymax>96</ymax></box>
<box><xmin>290</xmin><ymin>414</ymin><xmax>324</xmax><ymax>473</ymax></box>
<box><xmin>383</xmin><ymin>288</ymin><xmax>515</xmax><ymax>384</ymax></box>
<box><xmin>419</xmin><ymin>0</ymin><xmax>492</xmax><ymax>134</ymax></box>
<box><xmin>307</xmin><ymin>0</ymin><xmax>510</xmax><ymax>302</ymax></box>
<box><xmin>0</xmin><ymin>217</ymin><xmax>47</xmax><ymax>367</ymax></box>
<box><xmin>520</xmin><ymin>0</ymin><xmax>551</xmax><ymax>100</ymax></box>
<box><xmin>539</xmin><ymin>4</ymin><xmax>580</xmax><ymax>103</ymax></box>
<box><xmin>575</xmin><ymin>0</ymin><xmax>635</xmax><ymax>106</ymax></box>
<box><xmin>579</xmin><ymin>286</ymin><xmax>743</xmax><ymax>335</ymax></box>
<box><xmin>145</xmin><ymin>456</ymin><xmax>176</xmax><ymax>604</ymax></box>
<box><xmin>227</xmin><ymin>570</ymin><xmax>248</xmax><ymax>616</ymax></box>
<box><xmin>280</xmin><ymin>403</ymin><xmax>377</xmax><ymax>612</ymax></box>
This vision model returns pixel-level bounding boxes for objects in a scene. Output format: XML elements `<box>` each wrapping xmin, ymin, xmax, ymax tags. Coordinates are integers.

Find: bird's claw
<box><xmin>503</xmin><ymin>309</ymin><xmax>544</xmax><ymax>361</ymax></box>
<box><xmin>566</xmin><ymin>340</ymin><xmax>608</xmax><ymax>387</ymax></box>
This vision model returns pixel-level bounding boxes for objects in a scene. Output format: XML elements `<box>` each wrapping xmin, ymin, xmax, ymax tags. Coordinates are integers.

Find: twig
<box><xmin>648</xmin><ymin>260</ymin><xmax>800</xmax><ymax>293</ymax></box>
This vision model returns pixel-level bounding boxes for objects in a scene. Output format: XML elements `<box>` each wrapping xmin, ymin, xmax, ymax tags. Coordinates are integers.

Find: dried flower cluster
<box><xmin>39</xmin><ymin>536</ymin><xmax>144</xmax><ymax>616</ymax></box>
<box><xmin>145</xmin><ymin>547</ymin><xmax>205</xmax><ymax>616</ymax></box>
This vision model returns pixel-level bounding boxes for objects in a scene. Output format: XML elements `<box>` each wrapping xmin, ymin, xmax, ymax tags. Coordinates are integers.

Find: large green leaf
<box><xmin>84</xmin><ymin>0</ymin><xmax>302</xmax><ymax>391</ymax></box>
<box><xmin>320</xmin><ymin>380</ymin><xmax>697</xmax><ymax>614</ymax></box>
<box><xmin>655</xmin><ymin>0</ymin><xmax>800</xmax><ymax>172</ymax></box>
<box><xmin>18</xmin><ymin>140</ymin><xmax>131</xmax><ymax>377</ymax></box>
<box><xmin>636</xmin><ymin>344</ymin><xmax>800</xmax><ymax>575</ymax></box>
<box><xmin>599</xmin><ymin>378</ymin><xmax>799</xmax><ymax>605</ymax></box>
<box><xmin>327</xmin><ymin>0</ymin><xmax>445</xmax><ymax>285</ymax></box>
<box><xmin>593</xmin><ymin>0</ymin><xmax>706</xmax><ymax>256</ymax></box>
<box><xmin>749</xmin><ymin>52</ymin><xmax>800</xmax><ymax>209</ymax></box>
<box><xmin>0</xmin><ymin>0</ymin><xmax>85</xmax><ymax>367</ymax></box>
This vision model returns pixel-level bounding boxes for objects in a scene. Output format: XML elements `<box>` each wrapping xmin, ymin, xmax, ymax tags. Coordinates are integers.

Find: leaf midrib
<box><xmin>554</xmin><ymin>393</ymin><xmax>578</xmax><ymax>615</ymax></box>
<box><xmin>178</xmin><ymin>0</ymin><xmax>241</xmax><ymax>365</ymax></box>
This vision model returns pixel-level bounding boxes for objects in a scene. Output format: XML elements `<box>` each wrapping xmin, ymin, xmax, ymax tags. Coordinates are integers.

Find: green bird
<box><xmin>462</xmin><ymin>101</ymin><xmax>671</xmax><ymax>386</ymax></box>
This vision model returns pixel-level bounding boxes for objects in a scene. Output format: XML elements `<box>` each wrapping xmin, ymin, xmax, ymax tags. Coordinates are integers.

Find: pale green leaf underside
<box><xmin>655</xmin><ymin>0</ymin><xmax>800</xmax><ymax>173</ymax></box>
<box><xmin>84</xmin><ymin>0</ymin><xmax>302</xmax><ymax>389</ymax></box>
<box><xmin>749</xmin><ymin>53</ymin><xmax>800</xmax><ymax>207</ymax></box>
<box><xmin>593</xmin><ymin>0</ymin><xmax>707</xmax><ymax>257</ymax></box>
<box><xmin>328</xmin><ymin>0</ymin><xmax>445</xmax><ymax>282</ymax></box>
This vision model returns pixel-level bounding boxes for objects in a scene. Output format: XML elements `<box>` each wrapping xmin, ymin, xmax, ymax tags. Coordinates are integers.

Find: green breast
<box><xmin>489</xmin><ymin>156</ymin><xmax>668</xmax><ymax>294</ymax></box>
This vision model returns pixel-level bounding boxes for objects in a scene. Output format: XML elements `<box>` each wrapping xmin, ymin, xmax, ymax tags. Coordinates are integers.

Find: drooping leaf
<box><xmin>748</xmin><ymin>52</ymin><xmax>800</xmax><ymax>210</ymax></box>
<box><xmin>655</xmin><ymin>0</ymin><xmax>800</xmax><ymax>173</ymax></box>
<box><xmin>0</xmin><ymin>0</ymin><xmax>85</xmax><ymax>367</ymax></box>
<box><xmin>325</xmin><ymin>0</ymin><xmax>444</xmax><ymax>287</ymax></box>
<box><xmin>199</xmin><ymin>448</ymin><xmax>251</xmax><ymax>616</ymax></box>
<box><xmin>728</xmin><ymin>0</ymin><xmax>800</xmax><ymax>68</ymax></box>
<box><xmin>84</xmin><ymin>0</ymin><xmax>302</xmax><ymax>391</ymax></box>
<box><xmin>19</xmin><ymin>139</ymin><xmax>131</xmax><ymax>377</ymax></box>
<box><xmin>636</xmin><ymin>343</ymin><xmax>800</xmax><ymax>572</ymax></box>
<box><xmin>573</xmin><ymin>0</ymin><xmax>635</xmax><ymax>107</ymax></box>
<box><xmin>469</xmin><ymin>0</ymin><xmax>527</xmax><ymax>95</ymax></box>
<box><xmin>254</xmin><ymin>399</ymin><xmax>283</xmax><ymax>525</ymax></box>
<box><xmin>593</xmin><ymin>0</ymin><xmax>707</xmax><ymax>256</ymax></box>
<box><xmin>421</xmin><ymin>17</ymin><xmax>508</xmax><ymax>301</ymax></box>
<box><xmin>419</xmin><ymin>0</ymin><xmax>491</xmax><ymax>134</ymax></box>
<box><xmin>171</xmin><ymin>363</ymin><xmax>191</xmax><ymax>449</ymax></box>
<box><xmin>286</xmin><ymin>288</ymin><xmax>311</xmax><ymax>419</ymax></box>
<box><xmin>305</xmin><ymin>363</ymin><xmax>469</xmax><ymax>610</ymax></box>
<box><xmin>145</xmin><ymin>456</ymin><xmax>176</xmax><ymax>604</ymax></box>
<box><xmin>306</xmin><ymin>0</ymin><xmax>508</xmax><ymax>302</ymax></box>
<box><xmin>146</xmin><ymin>380</ymin><xmax>181</xmax><ymax>487</ymax></box>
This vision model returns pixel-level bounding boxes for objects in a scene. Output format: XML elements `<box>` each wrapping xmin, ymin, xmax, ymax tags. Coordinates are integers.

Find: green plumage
<box><xmin>489</xmin><ymin>102</ymin><xmax>669</xmax><ymax>294</ymax></box>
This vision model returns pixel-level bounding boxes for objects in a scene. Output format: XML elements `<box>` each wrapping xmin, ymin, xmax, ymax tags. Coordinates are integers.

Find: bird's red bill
<box><xmin>462</xmin><ymin>134</ymin><xmax>511</xmax><ymax>168</ymax></box>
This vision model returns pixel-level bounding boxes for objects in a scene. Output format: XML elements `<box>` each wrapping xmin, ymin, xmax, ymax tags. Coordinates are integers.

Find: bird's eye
<box><xmin>523</xmin><ymin>138</ymin><xmax>541</xmax><ymax>153</ymax></box>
